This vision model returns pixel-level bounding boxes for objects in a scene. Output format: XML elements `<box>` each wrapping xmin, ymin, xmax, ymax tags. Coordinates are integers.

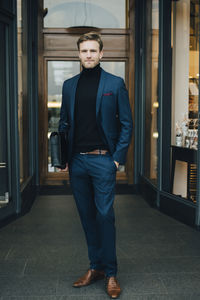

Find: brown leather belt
<box><xmin>80</xmin><ymin>149</ymin><xmax>108</xmax><ymax>155</ymax></box>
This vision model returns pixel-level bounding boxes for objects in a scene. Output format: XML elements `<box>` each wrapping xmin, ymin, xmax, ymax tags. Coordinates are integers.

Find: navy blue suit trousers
<box><xmin>69</xmin><ymin>153</ymin><xmax>117</xmax><ymax>277</ymax></box>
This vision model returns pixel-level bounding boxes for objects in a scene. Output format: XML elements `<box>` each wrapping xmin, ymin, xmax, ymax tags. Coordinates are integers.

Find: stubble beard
<box><xmin>82</xmin><ymin>60</ymin><xmax>99</xmax><ymax>69</ymax></box>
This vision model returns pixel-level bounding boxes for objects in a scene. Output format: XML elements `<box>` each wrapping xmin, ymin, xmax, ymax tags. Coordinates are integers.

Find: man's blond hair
<box><xmin>77</xmin><ymin>32</ymin><xmax>103</xmax><ymax>51</ymax></box>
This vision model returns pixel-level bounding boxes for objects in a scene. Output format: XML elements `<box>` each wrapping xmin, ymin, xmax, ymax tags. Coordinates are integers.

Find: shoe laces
<box><xmin>108</xmin><ymin>277</ymin><xmax>117</xmax><ymax>288</ymax></box>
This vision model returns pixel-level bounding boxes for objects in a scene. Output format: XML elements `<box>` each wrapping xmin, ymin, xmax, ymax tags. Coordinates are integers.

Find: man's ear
<box><xmin>100</xmin><ymin>50</ymin><xmax>103</xmax><ymax>60</ymax></box>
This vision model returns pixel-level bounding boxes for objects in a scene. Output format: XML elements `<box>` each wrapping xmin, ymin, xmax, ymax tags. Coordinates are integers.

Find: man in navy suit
<box><xmin>58</xmin><ymin>32</ymin><xmax>133</xmax><ymax>299</ymax></box>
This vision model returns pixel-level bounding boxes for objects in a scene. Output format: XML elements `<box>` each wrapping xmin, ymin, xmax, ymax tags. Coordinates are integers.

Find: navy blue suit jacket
<box><xmin>58</xmin><ymin>68</ymin><xmax>133</xmax><ymax>165</ymax></box>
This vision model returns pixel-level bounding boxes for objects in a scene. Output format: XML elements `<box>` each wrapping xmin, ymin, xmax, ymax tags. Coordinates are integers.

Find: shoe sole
<box><xmin>107</xmin><ymin>292</ymin><xmax>121</xmax><ymax>299</ymax></box>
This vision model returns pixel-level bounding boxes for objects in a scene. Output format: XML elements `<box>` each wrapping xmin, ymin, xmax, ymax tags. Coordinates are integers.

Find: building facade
<box><xmin>0</xmin><ymin>0</ymin><xmax>200</xmax><ymax>227</ymax></box>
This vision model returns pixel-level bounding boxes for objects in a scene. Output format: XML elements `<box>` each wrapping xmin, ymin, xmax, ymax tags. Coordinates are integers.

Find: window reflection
<box><xmin>44</xmin><ymin>0</ymin><xmax>126</xmax><ymax>28</ymax></box>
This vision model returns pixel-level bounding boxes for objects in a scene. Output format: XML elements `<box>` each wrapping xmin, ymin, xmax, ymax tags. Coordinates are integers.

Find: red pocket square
<box><xmin>103</xmin><ymin>92</ymin><xmax>113</xmax><ymax>96</ymax></box>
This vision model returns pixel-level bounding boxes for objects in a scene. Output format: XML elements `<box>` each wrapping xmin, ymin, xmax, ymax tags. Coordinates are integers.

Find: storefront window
<box><xmin>171</xmin><ymin>0</ymin><xmax>199</xmax><ymax>202</ymax></box>
<box><xmin>144</xmin><ymin>0</ymin><xmax>159</xmax><ymax>185</ymax></box>
<box><xmin>44</xmin><ymin>0</ymin><xmax>127</xmax><ymax>28</ymax></box>
<box><xmin>17</xmin><ymin>0</ymin><xmax>30</xmax><ymax>184</ymax></box>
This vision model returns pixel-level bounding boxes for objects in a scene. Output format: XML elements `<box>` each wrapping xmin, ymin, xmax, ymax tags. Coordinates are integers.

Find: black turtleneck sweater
<box><xmin>74</xmin><ymin>64</ymin><xmax>108</xmax><ymax>153</ymax></box>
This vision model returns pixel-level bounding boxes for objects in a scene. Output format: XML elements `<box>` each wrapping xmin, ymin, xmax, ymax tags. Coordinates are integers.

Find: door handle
<box><xmin>0</xmin><ymin>162</ymin><xmax>6</xmax><ymax>168</ymax></box>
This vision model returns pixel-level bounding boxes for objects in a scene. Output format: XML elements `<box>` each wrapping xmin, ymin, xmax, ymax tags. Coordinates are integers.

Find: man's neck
<box><xmin>82</xmin><ymin>63</ymin><xmax>100</xmax><ymax>73</ymax></box>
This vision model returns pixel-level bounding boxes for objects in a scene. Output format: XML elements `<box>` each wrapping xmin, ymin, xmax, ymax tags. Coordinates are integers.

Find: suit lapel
<box><xmin>96</xmin><ymin>69</ymin><xmax>106</xmax><ymax>118</ymax></box>
<box><xmin>70</xmin><ymin>74</ymin><xmax>80</xmax><ymax>122</ymax></box>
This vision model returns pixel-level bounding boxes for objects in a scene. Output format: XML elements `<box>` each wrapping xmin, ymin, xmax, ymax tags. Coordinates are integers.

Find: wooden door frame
<box><xmin>38</xmin><ymin>0</ymin><xmax>135</xmax><ymax>185</ymax></box>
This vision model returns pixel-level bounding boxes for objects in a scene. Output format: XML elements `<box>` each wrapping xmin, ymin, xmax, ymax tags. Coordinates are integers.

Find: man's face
<box><xmin>79</xmin><ymin>40</ymin><xmax>103</xmax><ymax>69</ymax></box>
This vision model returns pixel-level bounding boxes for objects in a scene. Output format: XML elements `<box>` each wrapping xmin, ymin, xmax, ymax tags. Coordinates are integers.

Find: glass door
<box><xmin>39</xmin><ymin>0</ymin><xmax>135</xmax><ymax>185</ymax></box>
<box><xmin>43</xmin><ymin>58</ymin><xmax>132</xmax><ymax>184</ymax></box>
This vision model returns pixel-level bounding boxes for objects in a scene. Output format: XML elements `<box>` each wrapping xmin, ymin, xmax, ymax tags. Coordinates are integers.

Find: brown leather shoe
<box><xmin>106</xmin><ymin>276</ymin><xmax>121</xmax><ymax>299</ymax></box>
<box><xmin>73</xmin><ymin>269</ymin><xmax>105</xmax><ymax>288</ymax></box>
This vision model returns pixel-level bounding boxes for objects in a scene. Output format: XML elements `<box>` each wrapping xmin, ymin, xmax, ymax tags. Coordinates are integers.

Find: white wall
<box><xmin>171</xmin><ymin>0</ymin><xmax>190</xmax><ymax>197</ymax></box>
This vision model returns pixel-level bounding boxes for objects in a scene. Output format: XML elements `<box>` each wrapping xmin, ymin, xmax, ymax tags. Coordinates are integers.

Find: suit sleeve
<box><xmin>112</xmin><ymin>79</ymin><xmax>133</xmax><ymax>164</ymax></box>
<box><xmin>58</xmin><ymin>82</ymin><xmax>69</xmax><ymax>133</ymax></box>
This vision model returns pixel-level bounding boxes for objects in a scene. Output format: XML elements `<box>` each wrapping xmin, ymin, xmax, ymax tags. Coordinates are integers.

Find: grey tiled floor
<box><xmin>0</xmin><ymin>194</ymin><xmax>200</xmax><ymax>300</ymax></box>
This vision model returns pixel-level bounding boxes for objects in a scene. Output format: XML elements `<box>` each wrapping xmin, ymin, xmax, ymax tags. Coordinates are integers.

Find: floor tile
<box><xmin>1</xmin><ymin>297</ymin><xmax>60</xmax><ymax>300</ymax></box>
<box><xmin>190</xmin><ymin>294</ymin><xmax>200</xmax><ymax>300</ymax></box>
<box><xmin>0</xmin><ymin>259</ymin><xmax>27</xmax><ymax>277</ymax></box>
<box><xmin>113</xmin><ymin>274</ymin><xmax>167</xmax><ymax>296</ymax></box>
<box><xmin>56</xmin><ymin>276</ymin><xmax>105</xmax><ymax>296</ymax></box>
<box><xmin>1</xmin><ymin>195</ymin><xmax>200</xmax><ymax>299</ymax></box>
<box><xmin>0</xmin><ymin>247</ymin><xmax>12</xmax><ymax>260</ymax></box>
<box><xmin>0</xmin><ymin>276</ymin><xmax>58</xmax><ymax>297</ymax></box>
<box><xmin>159</xmin><ymin>273</ymin><xmax>200</xmax><ymax>294</ymax></box>
<box><xmin>147</xmin><ymin>257</ymin><xmax>200</xmax><ymax>273</ymax></box>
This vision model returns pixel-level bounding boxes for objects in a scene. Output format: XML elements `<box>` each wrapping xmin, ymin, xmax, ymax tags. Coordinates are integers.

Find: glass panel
<box><xmin>0</xmin><ymin>22</ymin><xmax>9</xmax><ymax>208</ymax></box>
<box><xmin>101</xmin><ymin>62</ymin><xmax>125</xmax><ymax>79</ymax></box>
<box><xmin>144</xmin><ymin>0</ymin><xmax>159</xmax><ymax>185</ymax></box>
<box><xmin>48</xmin><ymin>61</ymin><xmax>80</xmax><ymax>172</ymax></box>
<box><xmin>44</xmin><ymin>0</ymin><xmax>126</xmax><ymax>28</ymax></box>
<box><xmin>101</xmin><ymin>61</ymin><xmax>126</xmax><ymax>172</ymax></box>
<box><xmin>17</xmin><ymin>0</ymin><xmax>29</xmax><ymax>184</ymax></box>
<box><xmin>170</xmin><ymin>0</ymin><xmax>199</xmax><ymax>203</ymax></box>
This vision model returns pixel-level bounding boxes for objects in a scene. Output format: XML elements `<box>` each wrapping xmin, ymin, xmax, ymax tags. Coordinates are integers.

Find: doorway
<box><xmin>38</xmin><ymin>0</ymin><xmax>135</xmax><ymax>185</ymax></box>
